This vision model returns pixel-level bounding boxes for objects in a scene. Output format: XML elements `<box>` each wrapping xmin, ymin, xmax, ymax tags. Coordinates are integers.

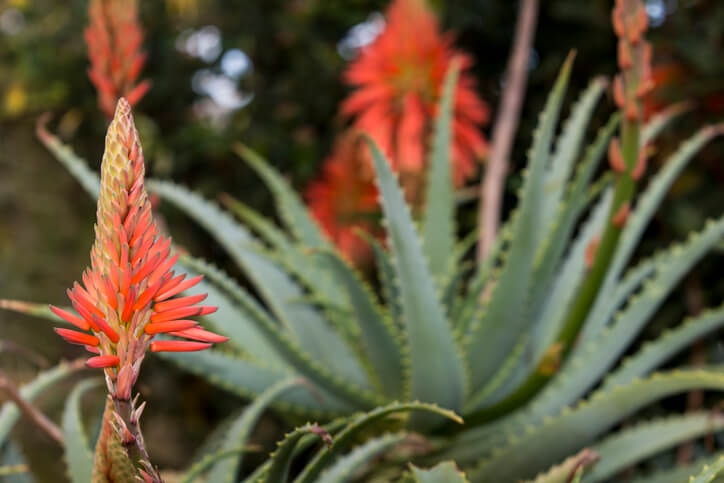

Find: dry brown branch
<box><xmin>0</xmin><ymin>372</ymin><xmax>64</xmax><ymax>445</ymax></box>
<box><xmin>477</xmin><ymin>0</ymin><xmax>540</xmax><ymax>260</ymax></box>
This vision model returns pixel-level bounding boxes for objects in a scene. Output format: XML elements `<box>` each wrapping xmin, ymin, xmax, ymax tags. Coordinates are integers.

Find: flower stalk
<box><xmin>50</xmin><ymin>98</ymin><xmax>226</xmax><ymax>481</ymax></box>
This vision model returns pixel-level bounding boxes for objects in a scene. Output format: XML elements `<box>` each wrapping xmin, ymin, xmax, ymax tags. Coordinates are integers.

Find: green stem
<box><xmin>466</xmin><ymin>119</ymin><xmax>640</xmax><ymax>426</ymax></box>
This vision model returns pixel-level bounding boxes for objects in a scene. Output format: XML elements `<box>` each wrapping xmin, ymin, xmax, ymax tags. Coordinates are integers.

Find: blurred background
<box><xmin>0</xmin><ymin>0</ymin><xmax>722</xmax><ymax>480</ymax></box>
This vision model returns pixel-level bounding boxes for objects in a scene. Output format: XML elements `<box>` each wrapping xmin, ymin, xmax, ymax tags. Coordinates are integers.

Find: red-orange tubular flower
<box><xmin>51</xmin><ymin>98</ymin><xmax>225</xmax><ymax>401</ymax></box>
<box><xmin>85</xmin><ymin>0</ymin><xmax>151</xmax><ymax>118</ymax></box>
<box><xmin>341</xmin><ymin>0</ymin><xmax>489</xmax><ymax>186</ymax></box>
<box><xmin>305</xmin><ymin>131</ymin><xmax>382</xmax><ymax>265</ymax></box>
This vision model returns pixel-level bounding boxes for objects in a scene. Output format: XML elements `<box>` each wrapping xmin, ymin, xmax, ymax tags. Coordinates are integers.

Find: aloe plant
<box><xmin>14</xmin><ymin>51</ymin><xmax>721</xmax><ymax>480</ymax></box>
<box><xmin>3</xmin><ymin>0</ymin><xmax>724</xmax><ymax>481</ymax></box>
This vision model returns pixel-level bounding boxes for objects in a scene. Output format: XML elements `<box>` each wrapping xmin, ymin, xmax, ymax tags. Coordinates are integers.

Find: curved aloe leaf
<box><xmin>316</xmin><ymin>251</ymin><xmax>404</xmax><ymax>399</ymax></box>
<box><xmin>585</xmin><ymin>412</ymin><xmax>724</xmax><ymax>482</ymax></box>
<box><xmin>37</xmin><ymin>124</ymin><xmax>100</xmax><ymax>199</ymax></box>
<box><xmin>465</xmin><ymin>54</ymin><xmax>574</xmax><ymax>391</ymax></box>
<box><xmin>689</xmin><ymin>456</ymin><xmax>724</xmax><ymax>483</ymax></box>
<box><xmin>368</xmin><ymin>139</ymin><xmax>466</xmax><ymax>420</ymax></box>
<box><xmin>540</xmin><ymin>76</ymin><xmax>607</xmax><ymax>234</ymax></box>
<box><xmin>0</xmin><ymin>442</ymin><xmax>31</xmax><ymax>483</ymax></box>
<box><xmin>156</xmin><ymin>348</ymin><xmax>356</xmax><ymax>416</ymax></box>
<box><xmin>205</xmin><ymin>378</ymin><xmax>301</xmax><ymax>483</ymax></box>
<box><xmin>590</xmin><ymin>125</ymin><xmax>724</xmax><ymax>340</ymax></box>
<box><xmin>316</xmin><ymin>433</ymin><xmax>407</xmax><ymax>483</ymax></box>
<box><xmin>470</xmin><ymin>369</ymin><xmax>724</xmax><ymax>482</ymax></box>
<box><xmin>262</xmin><ymin>424</ymin><xmax>331</xmax><ymax>483</ymax></box>
<box><xmin>234</xmin><ymin>143</ymin><xmax>327</xmax><ymax>248</ymax></box>
<box><xmin>62</xmin><ymin>379</ymin><xmax>102</xmax><ymax>483</ymax></box>
<box><xmin>411</xmin><ymin>461</ymin><xmax>470</xmax><ymax>482</ymax></box>
<box><xmin>295</xmin><ymin>401</ymin><xmax>462</xmax><ymax>483</ymax></box>
<box><xmin>421</xmin><ymin>61</ymin><xmax>459</xmax><ymax>278</ymax></box>
<box><xmin>148</xmin><ymin>180</ymin><xmax>372</xmax><ymax>394</ymax></box>
<box><xmin>629</xmin><ymin>454</ymin><xmax>724</xmax><ymax>483</ymax></box>
<box><xmin>181</xmin><ymin>446</ymin><xmax>253</xmax><ymax>483</ymax></box>
<box><xmin>601</xmin><ymin>304</ymin><xmax>724</xmax><ymax>391</ymax></box>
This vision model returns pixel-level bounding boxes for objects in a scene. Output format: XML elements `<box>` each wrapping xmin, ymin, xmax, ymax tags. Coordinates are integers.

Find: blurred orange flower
<box><xmin>341</xmin><ymin>0</ymin><xmax>489</xmax><ymax>187</ymax></box>
<box><xmin>305</xmin><ymin>131</ymin><xmax>381</xmax><ymax>265</ymax></box>
<box><xmin>85</xmin><ymin>0</ymin><xmax>151</xmax><ymax>118</ymax></box>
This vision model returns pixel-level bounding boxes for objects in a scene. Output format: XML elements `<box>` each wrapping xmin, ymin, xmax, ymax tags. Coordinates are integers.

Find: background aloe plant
<box><xmin>2</xmin><ymin>0</ymin><xmax>724</xmax><ymax>481</ymax></box>
<box><xmin>2</xmin><ymin>42</ymin><xmax>717</xmax><ymax>480</ymax></box>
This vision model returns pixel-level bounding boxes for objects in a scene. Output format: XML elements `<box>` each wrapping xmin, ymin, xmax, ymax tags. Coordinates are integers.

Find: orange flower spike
<box><xmin>85</xmin><ymin>0</ymin><xmax>151</xmax><ymax>118</ymax></box>
<box><xmin>342</xmin><ymin>0</ymin><xmax>489</xmax><ymax>186</ymax></box>
<box><xmin>52</xmin><ymin>98</ymin><xmax>224</xmax><ymax>402</ymax></box>
<box><xmin>612</xmin><ymin>0</ymin><xmax>652</xmax><ymax>123</ymax></box>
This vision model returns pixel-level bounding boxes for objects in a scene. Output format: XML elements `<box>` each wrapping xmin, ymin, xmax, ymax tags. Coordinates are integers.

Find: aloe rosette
<box><xmin>3</xmin><ymin>0</ymin><xmax>724</xmax><ymax>481</ymax></box>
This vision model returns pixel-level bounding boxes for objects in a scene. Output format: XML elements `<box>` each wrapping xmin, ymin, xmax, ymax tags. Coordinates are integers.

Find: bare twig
<box><xmin>0</xmin><ymin>373</ymin><xmax>64</xmax><ymax>445</ymax></box>
<box><xmin>477</xmin><ymin>0</ymin><xmax>540</xmax><ymax>260</ymax></box>
<box><xmin>0</xmin><ymin>340</ymin><xmax>50</xmax><ymax>368</ymax></box>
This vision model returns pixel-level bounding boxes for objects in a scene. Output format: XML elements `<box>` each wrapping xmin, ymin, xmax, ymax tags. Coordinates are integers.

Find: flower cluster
<box><xmin>51</xmin><ymin>98</ymin><xmax>225</xmax><ymax>401</ymax></box>
<box><xmin>342</xmin><ymin>0</ymin><xmax>489</xmax><ymax>187</ymax></box>
<box><xmin>611</xmin><ymin>0</ymin><xmax>653</xmax><ymax>122</ymax></box>
<box><xmin>85</xmin><ymin>0</ymin><xmax>151</xmax><ymax>118</ymax></box>
<box><xmin>305</xmin><ymin>131</ymin><xmax>381</xmax><ymax>264</ymax></box>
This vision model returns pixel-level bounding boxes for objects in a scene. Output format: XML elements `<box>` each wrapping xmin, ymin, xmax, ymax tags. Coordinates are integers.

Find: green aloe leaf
<box><xmin>585</xmin><ymin>412</ymin><xmax>724</xmax><ymax>482</ymax></box>
<box><xmin>368</xmin><ymin>139</ymin><xmax>466</xmax><ymax>419</ymax></box>
<box><xmin>489</xmin><ymin>214</ymin><xmax>724</xmax><ymax>438</ymax></box>
<box><xmin>689</xmin><ymin>456</ymin><xmax>724</xmax><ymax>483</ymax></box>
<box><xmin>464</xmin><ymin>54</ymin><xmax>574</xmax><ymax>392</ymax></box>
<box><xmin>365</xmin><ymin>235</ymin><xmax>402</xmax><ymax>329</ymax></box>
<box><xmin>629</xmin><ymin>454</ymin><xmax>724</xmax><ymax>483</ymax></box>
<box><xmin>421</xmin><ymin>60</ymin><xmax>459</xmax><ymax>278</ymax></box>
<box><xmin>295</xmin><ymin>401</ymin><xmax>462</xmax><ymax>483</ymax></box>
<box><xmin>469</xmin><ymin>369</ymin><xmax>724</xmax><ymax>482</ymax></box>
<box><xmin>234</xmin><ymin>143</ymin><xmax>327</xmax><ymax>248</ymax></box>
<box><xmin>220</xmin><ymin>193</ymin><xmax>293</xmax><ymax>251</ymax></box>
<box><xmin>262</xmin><ymin>424</ymin><xmax>332</xmax><ymax>483</ymax></box>
<box><xmin>471</xmin><ymin>187</ymin><xmax>611</xmax><ymax>411</ymax></box>
<box><xmin>316</xmin><ymin>433</ymin><xmax>407</xmax><ymax>483</ymax></box>
<box><xmin>316</xmin><ymin>251</ymin><xmax>404</xmax><ymax>399</ymax></box>
<box><xmin>204</xmin><ymin>378</ymin><xmax>301</xmax><ymax>483</ymax></box>
<box><xmin>62</xmin><ymin>379</ymin><xmax>102</xmax><ymax>483</ymax></box>
<box><xmin>601</xmin><ymin>303</ymin><xmax>724</xmax><ymax>391</ymax></box>
<box><xmin>589</xmin><ymin>126</ymin><xmax>723</xmax><ymax>341</ymax></box>
<box><xmin>37</xmin><ymin>125</ymin><xmax>100</xmax><ymax>199</ymax></box>
<box><xmin>528</xmin><ymin>112</ymin><xmax>619</xmax><ymax>321</ymax></box>
<box><xmin>156</xmin><ymin>348</ymin><xmax>357</xmax><ymax>416</ymax></box>
<box><xmin>539</xmin><ymin>76</ymin><xmax>607</xmax><ymax>235</ymax></box>
<box><xmin>148</xmin><ymin>180</ymin><xmax>372</xmax><ymax>393</ymax></box>
<box><xmin>411</xmin><ymin>461</ymin><xmax>470</xmax><ymax>482</ymax></box>
<box><xmin>0</xmin><ymin>442</ymin><xmax>31</xmax><ymax>483</ymax></box>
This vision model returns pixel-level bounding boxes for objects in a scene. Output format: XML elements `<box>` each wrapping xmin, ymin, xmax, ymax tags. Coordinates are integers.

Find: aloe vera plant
<box><xmin>3</xmin><ymin>0</ymin><xmax>724</xmax><ymax>481</ymax></box>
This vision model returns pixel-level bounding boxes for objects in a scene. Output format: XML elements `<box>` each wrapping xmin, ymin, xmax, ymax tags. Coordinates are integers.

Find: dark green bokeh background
<box><xmin>0</xmin><ymin>0</ymin><xmax>722</xmax><ymax>480</ymax></box>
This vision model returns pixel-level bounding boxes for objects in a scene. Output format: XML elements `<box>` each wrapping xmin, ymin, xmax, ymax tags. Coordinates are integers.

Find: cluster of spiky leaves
<box><xmin>2</xmin><ymin>1</ymin><xmax>723</xmax><ymax>480</ymax></box>
<box><xmin>17</xmin><ymin>51</ymin><xmax>723</xmax><ymax>481</ymax></box>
